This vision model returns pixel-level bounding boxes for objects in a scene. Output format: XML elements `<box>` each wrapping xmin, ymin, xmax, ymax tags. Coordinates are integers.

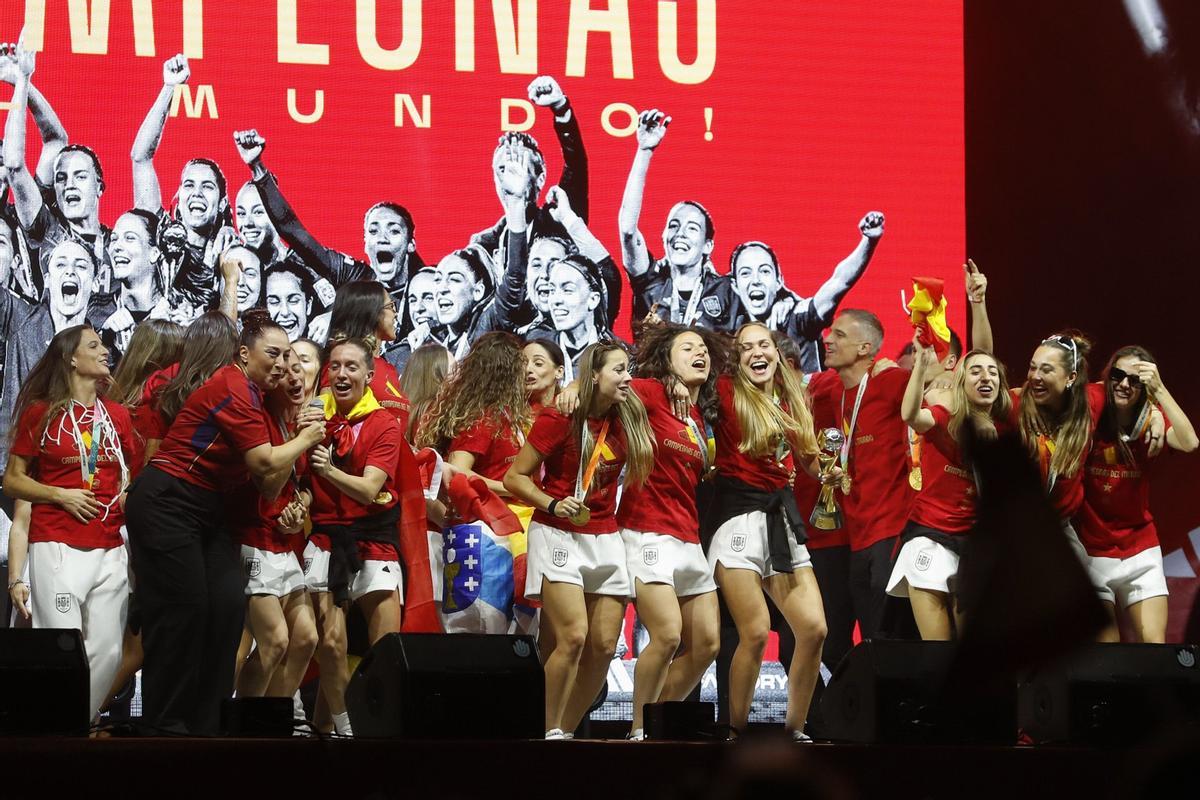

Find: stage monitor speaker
<box><xmin>814</xmin><ymin>640</ymin><xmax>1016</xmax><ymax>744</ymax></box>
<box><xmin>1018</xmin><ymin>643</ymin><xmax>1200</xmax><ymax>746</ymax></box>
<box><xmin>221</xmin><ymin>697</ymin><xmax>294</xmax><ymax>737</ymax></box>
<box><xmin>0</xmin><ymin>628</ymin><xmax>89</xmax><ymax>736</ymax></box>
<box><xmin>645</xmin><ymin>701</ymin><xmax>717</xmax><ymax>741</ymax></box>
<box><xmin>345</xmin><ymin>633</ymin><xmax>543</xmax><ymax>739</ymax></box>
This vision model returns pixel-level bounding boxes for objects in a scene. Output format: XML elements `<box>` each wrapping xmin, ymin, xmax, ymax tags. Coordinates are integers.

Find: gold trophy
<box><xmin>809</xmin><ymin>428</ymin><xmax>846</xmax><ymax>531</ymax></box>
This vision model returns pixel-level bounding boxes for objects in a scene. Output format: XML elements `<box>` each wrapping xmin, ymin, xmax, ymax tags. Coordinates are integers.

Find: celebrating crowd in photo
<box><xmin>2</xmin><ymin>47</ymin><xmax>1196</xmax><ymax>741</ymax></box>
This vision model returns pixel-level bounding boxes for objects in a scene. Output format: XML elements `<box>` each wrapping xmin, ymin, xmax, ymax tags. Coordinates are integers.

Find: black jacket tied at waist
<box><xmin>705</xmin><ymin>474</ymin><xmax>807</xmax><ymax>573</ymax></box>
<box><xmin>313</xmin><ymin>505</ymin><xmax>401</xmax><ymax>606</ymax></box>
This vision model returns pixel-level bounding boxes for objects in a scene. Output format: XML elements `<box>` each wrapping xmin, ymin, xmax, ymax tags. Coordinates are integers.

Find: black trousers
<box><xmin>126</xmin><ymin>466</ymin><xmax>246</xmax><ymax>735</ymax></box>
<box><xmin>808</xmin><ymin>544</ymin><xmax>854</xmax><ymax>672</ymax></box>
<box><xmin>848</xmin><ymin>535</ymin><xmax>899</xmax><ymax>641</ymax></box>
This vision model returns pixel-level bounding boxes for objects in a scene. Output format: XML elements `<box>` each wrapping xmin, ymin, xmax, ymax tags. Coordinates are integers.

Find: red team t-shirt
<box><xmin>807</xmin><ymin>367</ymin><xmax>914</xmax><ymax>551</ymax></box>
<box><xmin>527</xmin><ymin>407</ymin><xmax>627</xmax><ymax>535</ymax></box>
<box><xmin>1076</xmin><ymin>382</ymin><xmax>1162</xmax><ymax>558</ymax></box>
<box><xmin>1008</xmin><ymin>388</ymin><xmax>1090</xmax><ymax>520</ymax></box>
<box><xmin>11</xmin><ymin>399</ymin><xmax>137</xmax><ymax>549</ymax></box>
<box><xmin>909</xmin><ymin>405</ymin><xmax>978</xmax><ymax>534</ymax></box>
<box><xmin>448</xmin><ymin>415</ymin><xmax>523</xmax><ymax>483</ymax></box>
<box><xmin>805</xmin><ymin>377</ymin><xmax>848</xmax><ymax>549</ymax></box>
<box><xmin>617</xmin><ymin>378</ymin><xmax>707</xmax><ymax>543</ymax></box>
<box><xmin>713</xmin><ymin>374</ymin><xmax>794</xmax><ymax>492</ymax></box>
<box><xmin>151</xmin><ymin>364</ymin><xmax>272</xmax><ymax>492</ymax></box>
<box><xmin>309</xmin><ymin>409</ymin><xmax>403</xmax><ymax>527</ymax></box>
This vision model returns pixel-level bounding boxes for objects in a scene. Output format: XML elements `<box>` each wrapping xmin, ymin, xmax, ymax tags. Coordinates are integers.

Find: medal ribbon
<box><xmin>1038</xmin><ymin>433</ymin><xmax>1058</xmax><ymax>493</ymax></box>
<box><xmin>574</xmin><ymin>417</ymin><xmax>611</xmax><ymax>503</ymax></box>
<box><xmin>839</xmin><ymin>372</ymin><xmax>869</xmax><ymax>477</ymax></box>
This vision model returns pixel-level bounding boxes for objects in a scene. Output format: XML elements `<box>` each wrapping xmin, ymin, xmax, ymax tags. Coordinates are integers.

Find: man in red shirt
<box><xmin>808</xmin><ymin>310</ymin><xmax>915</xmax><ymax>644</ymax></box>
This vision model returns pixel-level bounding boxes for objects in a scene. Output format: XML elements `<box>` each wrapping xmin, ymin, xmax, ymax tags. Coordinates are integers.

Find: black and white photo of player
<box><xmin>132</xmin><ymin>55</ymin><xmax>239</xmax><ymax>320</ymax></box>
<box><xmin>90</xmin><ymin>209</ymin><xmax>171</xmax><ymax>357</ymax></box>
<box><xmin>232</xmin><ymin>129</ymin><xmax>422</xmax><ymax>337</ymax></box>
<box><xmin>432</xmin><ymin>246</ymin><xmax>496</xmax><ymax>361</ymax></box>
<box><xmin>264</xmin><ymin>259</ymin><xmax>319</xmax><ymax>342</ymax></box>
<box><xmin>618</xmin><ymin>110</ymin><xmax>734</xmax><ymax>330</ymax></box>
<box><xmin>535</xmin><ymin>253</ymin><xmax>614</xmax><ymax>381</ymax></box>
<box><xmin>727</xmin><ymin>211</ymin><xmax>884</xmax><ymax>373</ymax></box>
<box><xmin>217</xmin><ymin>242</ymin><xmax>264</xmax><ymax>316</ymax></box>
<box><xmin>2</xmin><ymin>43</ymin><xmax>110</xmax><ymax>298</ymax></box>
<box><xmin>234</xmin><ymin>179</ymin><xmax>287</xmax><ymax>270</ymax></box>
<box><xmin>383</xmin><ymin>266</ymin><xmax>443</xmax><ymax>372</ymax></box>
<box><xmin>471</xmin><ymin>75</ymin><xmax>588</xmax><ymax>320</ymax></box>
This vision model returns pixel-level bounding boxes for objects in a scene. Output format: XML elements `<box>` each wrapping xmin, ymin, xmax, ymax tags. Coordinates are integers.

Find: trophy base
<box><xmin>808</xmin><ymin>511</ymin><xmax>843</xmax><ymax>531</ymax></box>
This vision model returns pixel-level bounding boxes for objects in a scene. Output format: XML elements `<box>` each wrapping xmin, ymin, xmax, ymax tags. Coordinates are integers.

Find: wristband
<box><xmin>547</xmin><ymin>499</ymin><xmax>559</xmax><ymax>517</ymax></box>
<box><xmin>8</xmin><ymin>579</ymin><xmax>26</xmax><ymax>590</ymax></box>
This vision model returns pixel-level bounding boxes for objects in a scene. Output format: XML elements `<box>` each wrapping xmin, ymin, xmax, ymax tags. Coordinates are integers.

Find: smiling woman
<box><xmin>265</xmin><ymin>260</ymin><xmax>314</xmax><ymax>341</ymax></box>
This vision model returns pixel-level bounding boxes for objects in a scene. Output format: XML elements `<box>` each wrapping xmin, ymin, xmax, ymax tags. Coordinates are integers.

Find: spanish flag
<box><xmin>906</xmin><ymin>276</ymin><xmax>952</xmax><ymax>360</ymax></box>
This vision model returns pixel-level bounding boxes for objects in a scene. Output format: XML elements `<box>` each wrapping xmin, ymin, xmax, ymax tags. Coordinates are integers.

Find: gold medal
<box><xmin>840</xmin><ymin>474</ymin><xmax>852</xmax><ymax>495</ymax></box>
<box><xmin>908</xmin><ymin>467</ymin><xmax>922</xmax><ymax>491</ymax></box>
<box><xmin>569</xmin><ymin>505</ymin><xmax>591</xmax><ymax>526</ymax></box>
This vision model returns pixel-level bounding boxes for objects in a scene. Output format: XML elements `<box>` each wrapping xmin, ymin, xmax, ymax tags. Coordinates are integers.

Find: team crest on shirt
<box><xmin>731</xmin><ymin>535</ymin><xmax>747</xmax><ymax>553</ymax></box>
<box><xmin>551</xmin><ymin>548</ymin><xmax>569</xmax><ymax>568</ymax></box>
<box><xmin>702</xmin><ymin>296</ymin><xmax>722</xmax><ymax>318</ymax></box>
<box><xmin>643</xmin><ymin>546</ymin><xmax>659</xmax><ymax>566</ymax></box>
<box><xmin>915</xmin><ymin>549</ymin><xmax>933</xmax><ymax>572</ymax></box>
<box><xmin>245</xmin><ymin>558</ymin><xmax>262</xmax><ymax>578</ymax></box>
<box><xmin>303</xmin><ymin>558</ymin><xmax>313</xmax><ymax>575</ymax></box>
<box><xmin>55</xmin><ymin>593</ymin><xmax>71</xmax><ymax>614</ymax></box>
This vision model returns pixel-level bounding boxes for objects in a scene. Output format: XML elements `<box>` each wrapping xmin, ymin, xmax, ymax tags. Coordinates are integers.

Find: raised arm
<box><xmin>529</xmin><ymin>76</ymin><xmax>588</xmax><ymax>222</ymax></box>
<box><xmin>902</xmin><ymin>335</ymin><xmax>938</xmax><ymax>433</ymax></box>
<box><xmin>1</xmin><ymin>44</ymin><xmax>45</xmax><ymax>230</ymax></box>
<box><xmin>810</xmin><ymin>212</ymin><xmax>885</xmax><ymax>321</ymax></box>
<box><xmin>1135</xmin><ymin>361</ymin><xmax>1199</xmax><ymax>452</ymax></box>
<box><xmin>131</xmin><ymin>55</ymin><xmax>190</xmax><ymax>212</ymax></box>
<box><xmin>492</xmin><ymin>163</ymin><xmax>530</xmax><ymax>320</ymax></box>
<box><xmin>964</xmin><ymin>259</ymin><xmax>993</xmax><ymax>354</ymax></box>
<box><xmin>0</xmin><ymin>47</ymin><xmax>67</xmax><ymax>187</ymax></box>
<box><xmin>618</xmin><ymin>110</ymin><xmax>670</xmax><ymax>279</ymax></box>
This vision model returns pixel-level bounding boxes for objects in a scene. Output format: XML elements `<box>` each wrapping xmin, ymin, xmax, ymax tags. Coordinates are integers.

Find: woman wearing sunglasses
<box><xmin>1077</xmin><ymin>348</ymin><xmax>1197</xmax><ymax>642</ymax></box>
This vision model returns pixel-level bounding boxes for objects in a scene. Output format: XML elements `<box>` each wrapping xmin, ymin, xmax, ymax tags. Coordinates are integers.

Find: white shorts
<box><xmin>621</xmin><ymin>530</ymin><xmax>716</xmax><ymax>597</ymax></box>
<box><xmin>351</xmin><ymin>558</ymin><xmax>403</xmax><ymax>602</ymax></box>
<box><xmin>242</xmin><ymin>545</ymin><xmax>306</xmax><ymax>597</ymax></box>
<box><xmin>302</xmin><ymin>540</ymin><xmax>330</xmax><ymax>593</ymax></box>
<box><xmin>525</xmin><ymin>522</ymin><xmax>631</xmax><ymax>600</ymax></box>
<box><xmin>1085</xmin><ymin>546</ymin><xmax>1168</xmax><ymax>607</ymax></box>
<box><xmin>706</xmin><ymin>511</ymin><xmax>812</xmax><ymax>580</ymax></box>
<box><xmin>886</xmin><ymin>536</ymin><xmax>960</xmax><ymax>597</ymax></box>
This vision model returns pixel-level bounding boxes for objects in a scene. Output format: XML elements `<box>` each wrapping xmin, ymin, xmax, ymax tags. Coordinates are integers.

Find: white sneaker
<box><xmin>790</xmin><ymin>730</ymin><xmax>813</xmax><ymax>743</ymax></box>
<box><xmin>545</xmin><ymin>728</ymin><xmax>567</xmax><ymax>740</ymax></box>
<box><xmin>563</xmin><ymin>731</ymin><xmax>575</xmax><ymax>740</ymax></box>
<box><xmin>626</xmin><ymin>728</ymin><xmax>645</xmax><ymax>741</ymax></box>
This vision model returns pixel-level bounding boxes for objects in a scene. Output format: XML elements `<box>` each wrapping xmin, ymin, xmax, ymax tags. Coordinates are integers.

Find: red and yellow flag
<box><xmin>906</xmin><ymin>276</ymin><xmax>951</xmax><ymax>360</ymax></box>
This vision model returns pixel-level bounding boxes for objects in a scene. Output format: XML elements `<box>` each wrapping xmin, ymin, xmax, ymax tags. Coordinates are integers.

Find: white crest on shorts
<box><xmin>303</xmin><ymin>558</ymin><xmax>313</xmax><ymax>574</ymax></box>
<box><xmin>55</xmin><ymin>593</ymin><xmax>71</xmax><ymax>614</ymax></box>
<box><xmin>915</xmin><ymin>550</ymin><xmax>933</xmax><ymax>572</ymax></box>
<box><xmin>643</xmin><ymin>546</ymin><xmax>659</xmax><ymax>566</ymax></box>
<box><xmin>552</xmin><ymin>547</ymin><xmax>569</xmax><ymax>568</ymax></box>
<box><xmin>245</xmin><ymin>558</ymin><xmax>262</xmax><ymax>578</ymax></box>
<box><xmin>731</xmin><ymin>535</ymin><xmax>747</xmax><ymax>553</ymax></box>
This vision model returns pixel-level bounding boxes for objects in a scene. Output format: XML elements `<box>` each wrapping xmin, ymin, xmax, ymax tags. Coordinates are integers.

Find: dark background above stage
<box><xmin>967</xmin><ymin>0</ymin><xmax>1200</xmax><ymax>561</ymax></box>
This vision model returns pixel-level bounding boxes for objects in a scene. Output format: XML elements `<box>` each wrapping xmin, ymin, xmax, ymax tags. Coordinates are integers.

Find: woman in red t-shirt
<box><xmin>504</xmin><ymin>342</ymin><xmax>655</xmax><ymax>739</ymax></box>
<box><xmin>1080</xmin><ymin>347</ymin><xmax>1197</xmax><ymax>643</ymax></box>
<box><xmin>234</xmin><ymin>350</ymin><xmax>319</xmax><ymax>704</ymax></box>
<box><xmin>1013</xmin><ymin>332</ymin><xmax>1096</xmax><ymax>548</ymax></box>
<box><xmin>618</xmin><ymin>324</ymin><xmax>729</xmax><ymax>740</ymax></box>
<box><xmin>888</xmin><ymin>339</ymin><xmax>1013</xmax><ymax>640</ymax></box>
<box><xmin>707</xmin><ymin>322</ymin><xmax>831</xmax><ymax>741</ymax></box>
<box><xmin>108</xmin><ymin>318</ymin><xmax>184</xmax><ymax>472</ymax></box>
<box><xmin>399</xmin><ymin>342</ymin><xmax>453</xmax><ymax>442</ymax></box>
<box><xmin>326</xmin><ymin>281</ymin><xmax>409</xmax><ymax>421</ymax></box>
<box><xmin>4</xmin><ymin>324</ymin><xmax>137</xmax><ymax>722</ymax></box>
<box><xmin>125</xmin><ymin>314</ymin><xmax>325</xmax><ymax>735</ymax></box>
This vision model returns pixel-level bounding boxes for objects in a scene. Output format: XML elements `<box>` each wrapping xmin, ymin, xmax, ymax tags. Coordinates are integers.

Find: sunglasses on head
<box><xmin>1041</xmin><ymin>334</ymin><xmax>1078</xmax><ymax>372</ymax></box>
<box><xmin>1109</xmin><ymin>367</ymin><xmax>1141</xmax><ymax>387</ymax></box>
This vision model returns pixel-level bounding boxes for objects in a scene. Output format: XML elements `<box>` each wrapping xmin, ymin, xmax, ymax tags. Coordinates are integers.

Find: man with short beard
<box><xmin>232</xmin><ymin>129</ymin><xmax>422</xmax><ymax>340</ymax></box>
<box><xmin>727</xmin><ymin>220</ymin><xmax>884</xmax><ymax>373</ymax></box>
<box><xmin>2</xmin><ymin>45</ymin><xmax>111</xmax><ymax>295</ymax></box>
<box><xmin>88</xmin><ymin>209</ymin><xmax>171</xmax><ymax>359</ymax></box>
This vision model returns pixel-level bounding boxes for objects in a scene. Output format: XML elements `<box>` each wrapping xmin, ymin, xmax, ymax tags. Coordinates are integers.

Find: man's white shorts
<box><xmin>525</xmin><ymin>522</ymin><xmax>631</xmax><ymax>600</ymax></box>
<box><xmin>242</xmin><ymin>545</ymin><xmax>306</xmax><ymax>597</ymax></box>
<box><xmin>706</xmin><ymin>511</ymin><xmax>811</xmax><ymax>580</ymax></box>
<box><xmin>621</xmin><ymin>530</ymin><xmax>716</xmax><ymax>597</ymax></box>
<box><xmin>1085</xmin><ymin>546</ymin><xmax>1168</xmax><ymax>607</ymax></box>
<box><xmin>886</xmin><ymin>536</ymin><xmax>960</xmax><ymax>597</ymax></box>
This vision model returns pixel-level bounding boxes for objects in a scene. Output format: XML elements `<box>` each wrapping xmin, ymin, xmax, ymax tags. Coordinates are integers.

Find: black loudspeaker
<box><xmin>645</xmin><ymin>701</ymin><xmax>717</xmax><ymax>741</ymax></box>
<box><xmin>221</xmin><ymin>697</ymin><xmax>294</xmax><ymax>737</ymax></box>
<box><xmin>1018</xmin><ymin>643</ymin><xmax>1200</xmax><ymax>746</ymax></box>
<box><xmin>0</xmin><ymin>628</ymin><xmax>90</xmax><ymax>736</ymax></box>
<box><xmin>815</xmin><ymin>640</ymin><xmax>1015</xmax><ymax>744</ymax></box>
<box><xmin>345</xmin><ymin>633</ymin><xmax>543</xmax><ymax>739</ymax></box>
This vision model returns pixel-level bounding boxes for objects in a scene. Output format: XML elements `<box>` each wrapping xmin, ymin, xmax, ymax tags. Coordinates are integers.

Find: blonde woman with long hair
<box><xmin>888</xmin><ymin>339</ymin><xmax>1013</xmax><ymax>640</ymax></box>
<box><xmin>504</xmin><ymin>342</ymin><xmax>655</xmax><ymax>739</ymax></box>
<box><xmin>707</xmin><ymin>322</ymin><xmax>832</xmax><ymax>741</ymax></box>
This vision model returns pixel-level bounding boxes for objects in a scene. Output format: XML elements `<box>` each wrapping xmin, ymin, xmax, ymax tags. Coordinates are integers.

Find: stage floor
<box><xmin>3</xmin><ymin>734</ymin><xmax>1191</xmax><ymax>800</ymax></box>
